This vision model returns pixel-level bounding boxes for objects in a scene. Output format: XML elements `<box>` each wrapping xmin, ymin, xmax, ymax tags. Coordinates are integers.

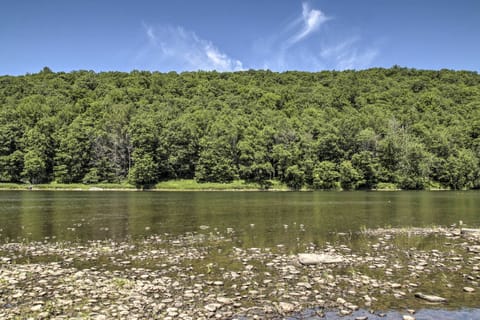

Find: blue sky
<box><xmin>1</xmin><ymin>0</ymin><xmax>479</xmax><ymax>75</ymax></box>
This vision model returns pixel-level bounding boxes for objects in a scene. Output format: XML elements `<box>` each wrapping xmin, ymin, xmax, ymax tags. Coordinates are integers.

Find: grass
<box><xmin>0</xmin><ymin>180</ymin><xmax>290</xmax><ymax>191</ymax></box>
<box><xmin>154</xmin><ymin>179</ymin><xmax>285</xmax><ymax>190</ymax></box>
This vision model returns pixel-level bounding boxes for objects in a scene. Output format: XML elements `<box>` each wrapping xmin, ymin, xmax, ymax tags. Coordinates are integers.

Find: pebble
<box><xmin>0</xmin><ymin>226</ymin><xmax>478</xmax><ymax>319</ymax></box>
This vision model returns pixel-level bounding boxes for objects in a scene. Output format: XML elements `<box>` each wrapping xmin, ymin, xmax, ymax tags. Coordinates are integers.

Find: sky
<box><xmin>1</xmin><ymin>0</ymin><xmax>479</xmax><ymax>75</ymax></box>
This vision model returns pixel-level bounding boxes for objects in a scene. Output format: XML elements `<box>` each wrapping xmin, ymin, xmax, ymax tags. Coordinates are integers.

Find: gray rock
<box><xmin>278</xmin><ymin>302</ymin><xmax>295</xmax><ymax>313</ymax></box>
<box><xmin>461</xmin><ymin>228</ymin><xmax>480</xmax><ymax>235</ymax></box>
<box><xmin>298</xmin><ymin>253</ymin><xmax>344</xmax><ymax>265</ymax></box>
<box><xmin>205</xmin><ymin>303</ymin><xmax>221</xmax><ymax>312</ymax></box>
<box><xmin>414</xmin><ymin>292</ymin><xmax>447</xmax><ymax>303</ymax></box>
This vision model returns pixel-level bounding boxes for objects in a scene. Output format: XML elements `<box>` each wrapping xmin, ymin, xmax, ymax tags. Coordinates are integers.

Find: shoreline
<box><xmin>0</xmin><ymin>182</ymin><xmax>456</xmax><ymax>192</ymax></box>
<box><xmin>1</xmin><ymin>226</ymin><xmax>479</xmax><ymax>319</ymax></box>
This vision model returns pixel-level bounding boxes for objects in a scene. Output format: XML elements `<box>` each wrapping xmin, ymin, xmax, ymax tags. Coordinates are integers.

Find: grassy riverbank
<box><xmin>0</xmin><ymin>180</ymin><xmax>290</xmax><ymax>191</ymax></box>
<box><xmin>0</xmin><ymin>180</ymin><xmax>454</xmax><ymax>191</ymax></box>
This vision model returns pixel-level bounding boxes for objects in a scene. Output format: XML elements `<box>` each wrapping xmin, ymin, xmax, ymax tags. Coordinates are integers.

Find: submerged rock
<box><xmin>414</xmin><ymin>292</ymin><xmax>447</xmax><ymax>303</ymax></box>
<box><xmin>298</xmin><ymin>253</ymin><xmax>344</xmax><ymax>265</ymax></box>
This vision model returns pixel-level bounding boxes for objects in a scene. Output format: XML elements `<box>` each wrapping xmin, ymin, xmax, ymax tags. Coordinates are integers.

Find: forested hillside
<box><xmin>1</xmin><ymin>67</ymin><xmax>479</xmax><ymax>189</ymax></box>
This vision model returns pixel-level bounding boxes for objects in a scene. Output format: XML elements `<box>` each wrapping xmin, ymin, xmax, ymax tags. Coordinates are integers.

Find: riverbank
<box><xmin>0</xmin><ymin>180</ymin><xmax>287</xmax><ymax>191</ymax></box>
<box><xmin>1</xmin><ymin>226</ymin><xmax>479</xmax><ymax>319</ymax></box>
<box><xmin>0</xmin><ymin>180</ymin><xmax>455</xmax><ymax>191</ymax></box>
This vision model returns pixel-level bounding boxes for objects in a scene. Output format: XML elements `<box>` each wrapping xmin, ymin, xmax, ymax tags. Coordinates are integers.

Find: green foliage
<box><xmin>1</xmin><ymin>67</ymin><xmax>479</xmax><ymax>190</ymax></box>
<box><xmin>128</xmin><ymin>153</ymin><xmax>158</xmax><ymax>188</ymax></box>
<box><xmin>311</xmin><ymin>161</ymin><xmax>339</xmax><ymax>190</ymax></box>
<box><xmin>339</xmin><ymin>161</ymin><xmax>362</xmax><ymax>190</ymax></box>
<box><xmin>21</xmin><ymin>150</ymin><xmax>46</xmax><ymax>184</ymax></box>
<box><xmin>284</xmin><ymin>165</ymin><xmax>305</xmax><ymax>190</ymax></box>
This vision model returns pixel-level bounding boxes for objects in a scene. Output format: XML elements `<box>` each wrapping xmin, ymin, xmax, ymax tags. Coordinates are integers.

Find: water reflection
<box><xmin>0</xmin><ymin>191</ymin><xmax>479</xmax><ymax>245</ymax></box>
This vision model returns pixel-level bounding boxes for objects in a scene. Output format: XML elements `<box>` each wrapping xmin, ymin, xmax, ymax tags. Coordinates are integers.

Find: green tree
<box><xmin>21</xmin><ymin>150</ymin><xmax>46</xmax><ymax>184</ymax></box>
<box><xmin>128</xmin><ymin>153</ymin><xmax>158</xmax><ymax>188</ymax></box>
<box><xmin>339</xmin><ymin>160</ymin><xmax>362</xmax><ymax>190</ymax></box>
<box><xmin>284</xmin><ymin>165</ymin><xmax>305</xmax><ymax>190</ymax></box>
<box><xmin>311</xmin><ymin>161</ymin><xmax>340</xmax><ymax>190</ymax></box>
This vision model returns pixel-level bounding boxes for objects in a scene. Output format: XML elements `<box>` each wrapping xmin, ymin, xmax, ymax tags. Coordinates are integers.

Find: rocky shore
<box><xmin>1</xmin><ymin>226</ymin><xmax>479</xmax><ymax>319</ymax></box>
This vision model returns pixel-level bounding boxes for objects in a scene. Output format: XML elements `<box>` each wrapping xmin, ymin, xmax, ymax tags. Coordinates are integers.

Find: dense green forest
<box><xmin>1</xmin><ymin>67</ymin><xmax>480</xmax><ymax>190</ymax></box>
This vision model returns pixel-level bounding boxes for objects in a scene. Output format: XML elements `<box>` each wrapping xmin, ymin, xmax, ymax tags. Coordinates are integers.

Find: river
<box><xmin>1</xmin><ymin>190</ymin><xmax>479</xmax><ymax>244</ymax></box>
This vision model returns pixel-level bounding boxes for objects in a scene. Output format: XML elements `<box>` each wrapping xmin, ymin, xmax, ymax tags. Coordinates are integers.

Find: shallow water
<box><xmin>1</xmin><ymin>190</ymin><xmax>479</xmax><ymax>245</ymax></box>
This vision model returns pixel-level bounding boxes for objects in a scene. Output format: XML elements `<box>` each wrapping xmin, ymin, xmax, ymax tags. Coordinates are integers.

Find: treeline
<box><xmin>1</xmin><ymin>66</ymin><xmax>480</xmax><ymax>190</ymax></box>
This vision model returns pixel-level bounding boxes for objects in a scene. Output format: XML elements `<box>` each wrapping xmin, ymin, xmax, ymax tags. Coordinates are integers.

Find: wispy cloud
<box><xmin>254</xmin><ymin>2</ymin><xmax>379</xmax><ymax>71</ymax></box>
<box><xmin>136</xmin><ymin>3</ymin><xmax>378</xmax><ymax>72</ymax></box>
<box><xmin>288</xmin><ymin>3</ymin><xmax>330</xmax><ymax>46</ymax></box>
<box><xmin>321</xmin><ymin>37</ymin><xmax>379</xmax><ymax>70</ymax></box>
<box><xmin>135</xmin><ymin>24</ymin><xmax>243</xmax><ymax>72</ymax></box>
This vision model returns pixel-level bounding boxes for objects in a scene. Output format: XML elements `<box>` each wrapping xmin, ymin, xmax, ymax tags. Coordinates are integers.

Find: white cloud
<box><xmin>320</xmin><ymin>37</ymin><xmax>379</xmax><ymax>70</ymax></box>
<box><xmin>136</xmin><ymin>24</ymin><xmax>243</xmax><ymax>72</ymax></box>
<box><xmin>143</xmin><ymin>23</ymin><xmax>156</xmax><ymax>44</ymax></box>
<box><xmin>287</xmin><ymin>3</ymin><xmax>330</xmax><ymax>46</ymax></box>
<box><xmin>253</xmin><ymin>2</ymin><xmax>379</xmax><ymax>71</ymax></box>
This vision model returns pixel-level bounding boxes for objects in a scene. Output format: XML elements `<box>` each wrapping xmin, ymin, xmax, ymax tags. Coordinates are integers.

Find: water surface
<box><xmin>0</xmin><ymin>190</ymin><xmax>478</xmax><ymax>245</ymax></box>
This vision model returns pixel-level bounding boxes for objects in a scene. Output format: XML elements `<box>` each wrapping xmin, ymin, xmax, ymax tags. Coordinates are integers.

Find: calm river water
<box><xmin>0</xmin><ymin>190</ymin><xmax>479</xmax><ymax>244</ymax></box>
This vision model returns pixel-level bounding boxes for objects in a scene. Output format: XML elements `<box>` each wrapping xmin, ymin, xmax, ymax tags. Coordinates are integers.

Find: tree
<box><xmin>442</xmin><ymin>149</ymin><xmax>479</xmax><ymax>189</ymax></box>
<box><xmin>284</xmin><ymin>165</ymin><xmax>305</xmax><ymax>190</ymax></box>
<box><xmin>352</xmin><ymin>151</ymin><xmax>379</xmax><ymax>189</ymax></box>
<box><xmin>339</xmin><ymin>160</ymin><xmax>362</xmax><ymax>190</ymax></box>
<box><xmin>22</xmin><ymin>150</ymin><xmax>46</xmax><ymax>184</ymax></box>
<box><xmin>311</xmin><ymin>161</ymin><xmax>340</xmax><ymax>190</ymax></box>
<box><xmin>128</xmin><ymin>153</ymin><xmax>158</xmax><ymax>188</ymax></box>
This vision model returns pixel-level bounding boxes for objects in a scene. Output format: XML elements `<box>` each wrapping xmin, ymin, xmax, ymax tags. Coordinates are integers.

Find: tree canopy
<box><xmin>1</xmin><ymin>67</ymin><xmax>479</xmax><ymax>189</ymax></box>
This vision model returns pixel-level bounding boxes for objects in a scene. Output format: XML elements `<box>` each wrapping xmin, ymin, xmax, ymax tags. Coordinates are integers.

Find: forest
<box><xmin>1</xmin><ymin>66</ymin><xmax>479</xmax><ymax>190</ymax></box>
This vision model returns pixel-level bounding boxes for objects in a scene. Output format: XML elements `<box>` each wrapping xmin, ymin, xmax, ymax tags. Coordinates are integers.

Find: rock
<box><xmin>463</xmin><ymin>287</ymin><xmax>475</xmax><ymax>293</ymax></box>
<box><xmin>216</xmin><ymin>297</ymin><xmax>233</xmax><ymax>305</ymax></box>
<box><xmin>355</xmin><ymin>317</ymin><xmax>368</xmax><ymax>320</ymax></box>
<box><xmin>467</xmin><ymin>245</ymin><xmax>480</xmax><ymax>253</ymax></box>
<box><xmin>278</xmin><ymin>302</ymin><xmax>295</xmax><ymax>313</ymax></box>
<box><xmin>461</xmin><ymin>228</ymin><xmax>480</xmax><ymax>235</ymax></box>
<box><xmin>403</xmin><ymin>316</ymin><xmax>415</xmax><ymax>320</ymax></box>
<box><xmin>414</xmin><ymin>292</ymin><xmax>447</xmax><ymax>303</ymax></box>
<box><xmin>30</xmin><ymin>305</ymin><xmax>43</xmax><ymax>312</ymax></box>
<box><xmin>205</xmin><ymin>303</ymin><xmax>221</xmax><ymax>312</ymax></box>
<box><xmin>339</xmin><ymin>309</ymin><xmax>352</xmax><ymax>315</ymax></box>
<box><xmin>298</xmin><ymin>253</ymin><xmax>344</xmax><ymax>265</ymax></box>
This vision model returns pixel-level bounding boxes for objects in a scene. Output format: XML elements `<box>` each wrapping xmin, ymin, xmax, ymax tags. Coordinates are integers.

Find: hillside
<box><xmin>1</xmin><ymin>67</ymin><xmax>479</xmax><ymax>189</ymax></box>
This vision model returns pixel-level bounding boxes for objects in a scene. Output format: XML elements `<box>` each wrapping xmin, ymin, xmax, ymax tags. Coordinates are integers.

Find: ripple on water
<box><xmin>290</xmin><ymin>308</ymin><xmax>480</xmax><ymax>320</ymax></box>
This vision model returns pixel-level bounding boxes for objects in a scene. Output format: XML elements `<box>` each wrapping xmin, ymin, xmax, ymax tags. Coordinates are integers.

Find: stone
<box><xmin>30</xmin><ymin>305</ymin><xmax>42</xmax><ymax>312</ymax></box>
<box><xmin>216</xmin><ymin>297</ymin><xmax>233</xmax><ymax>305</ymax></box>
<box><xmin>339</xmin><ymin>309</ymin><xmax>352</xmax><ymax>315</ymax></box>
<box><xmin>467</xmin><ymin>245</ymin><xmax>480</xmax><ymax>253</ymax></box>
<box><xmin>463</xmin><ymin>287</ymin><xmax>475</xmax><ymax>293</ymax></box>
<box><xmin>298</xmin><ymin>253</ymin><xmax>344</xmax><ymax>265</ymax></box>
<box><xmin>205</xmin><ymin>303</ymin><xmax>221</xmax><ymax>312</ymax></box>
<box><xmin>403</xmin><ymin>316</ymin><xmax>415</xmax><ymax>320</ymax></box>
<box><xmin>414</xmin><ymin>292</ymin><xmax>447</xmax><ymax>303</ymax></box>
<box><xmin>278</xmin><ymin>302</ymin><xmax>295</xmax><ymax>313</ymax></box>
